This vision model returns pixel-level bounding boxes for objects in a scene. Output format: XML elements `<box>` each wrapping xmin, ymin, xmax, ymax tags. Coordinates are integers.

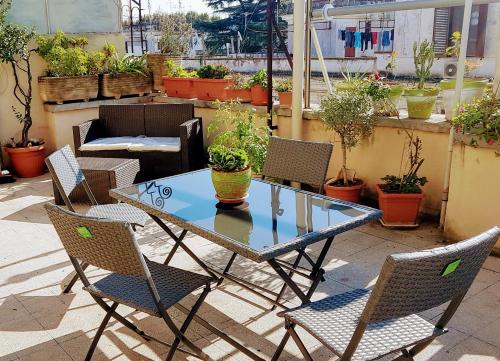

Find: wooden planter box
<box><xmin>39</xmin><ymin>75</ymin><xmax>98</xmax><ymax>104</ymax></box>
<box><xmin>100</xmin><ymin>73</ymin><xmax>153</xmax><ymax>99</ymax></box>
<box><xmin>146</xmin><ymin>53</ymin><xmax>168</xmax><ymax>92</ymax></box>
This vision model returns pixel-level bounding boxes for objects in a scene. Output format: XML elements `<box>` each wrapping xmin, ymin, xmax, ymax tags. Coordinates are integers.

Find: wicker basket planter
<box><xmin>100</xmin><ymin>73</ymin><xmax>153</xmax><ymax>99</ymax></box>
<box><xmin>38</xmin><ymin>75</ymin><xmax>98</xmax><ymax>104</ymax></box>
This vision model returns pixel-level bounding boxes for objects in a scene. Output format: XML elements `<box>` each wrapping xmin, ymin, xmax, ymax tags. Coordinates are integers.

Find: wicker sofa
<box><xmin>73</xmin><ymin>103</ymin><xmax>204</xmax><ymax>181</ymax></box>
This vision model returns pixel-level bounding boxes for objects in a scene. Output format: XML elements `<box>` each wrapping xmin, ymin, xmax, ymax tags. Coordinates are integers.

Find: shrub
<box><xmin>274</xmin><ymin>79</ymin><xmax>292</xmax><ymax>93</ymax></box>
<box><xmin>105</xmin><ymin>53</ymin><xmax>148</xmax><ymax>75</ymax></box>
<box><xmin>208</xmin><ymin>144</ymin><xmax>248</xmax><ymax>172</ymax></box>
<box><xmin>164</xmin><ymin>59</ymin><xmax>198</xmax><ymax>78</ymax></box>
<box><xmin>197</xmin><ymin>64</ymin><xmax>230</xmax><ymax>79</ymax></box>
<box><xmin>248</xmin><ymin>69</ymin><xmax>267</xmax><ymax>88</ymax></box>
<box><xmin>227</xmin><ymin>73</ymin><xmax>250</xmax><ymax>90</ymax></box>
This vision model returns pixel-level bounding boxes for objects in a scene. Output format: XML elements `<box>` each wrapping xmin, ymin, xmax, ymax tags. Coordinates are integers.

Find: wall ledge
<box><xmin>454</xmin><ymin>134</ymin><xmax>500</xmax><ymax>151</ymax></box>
<box><xmin>44</xmin><ymin>95</ymin><xmax>154</xmax><ymax>113</ymax></box>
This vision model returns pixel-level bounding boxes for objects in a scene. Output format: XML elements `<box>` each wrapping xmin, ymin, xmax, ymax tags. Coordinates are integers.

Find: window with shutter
<box><xmin>433</xmin><ymin>8</ymin><xmax>451</xmax><ymax>55</ymax></box>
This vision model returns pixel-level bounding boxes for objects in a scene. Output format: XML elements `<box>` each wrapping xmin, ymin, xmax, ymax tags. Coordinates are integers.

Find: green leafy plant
<box><xmin>452</xmin><ymin>88</ymin><xmax>500</xmax><ymax>151</ymax></box>
<box><xmin>208</xmin><ymin>144</ymin><xmax>249</xmax><ymax>172</ymax></box>
<box><xmin>164</xmin><ymin>59</ymin><xmax>198</xmax><ymax>78</ymax></box>
<box><xmin>274</xmin><ymin>79</ymin><xmax>292</xmax><ymax>93</ymax></box>
<box><xmin>363</xmin><ymin>75</ymin><xmax>391</xmax><ymax>101</ymax></box>
<box><xmin>444</xmin><ymin>31</ymin><xmax>482</xmax><ymax>76</ymax></box>
<box><xmin>0</xmin><ymin>0</ymin><xmax>41</xmax><ymax>147</ymax></box>
<box><xmin>227</xmin><ymin>73</ymin><xmax>250</xmax><ymax>90</ymax></box>
<box><xmin>248</xmin><ymin>69</ymin><xmax>267</xmax><ymax>88</ymax></box>
<box><xmin>412</xmin><ymin>40</ymin><xmax>435</xmax><ymax>89</ymax></box>
<box><xmin>197</xmin><ymin>64</ymin><xmax>230</xmax><ymax>79</ymax></box>
<box><xmin>318</xmin><ymin>88</ymin><xmax>375</xmax><ymax>185</ymax></box>
<box><xmin>36</xmin><ymin>31</ymin><xmax>105</xmax><ymax>77</ymax></box>
<box><xmin>105</xmin><ymin>53</ymin><xmax>149</xmax><ymax>75</ymax></box>
<box><xmin>381</xmin><ymin>134</ymin><xmax>428</xmax><ymax>194</ymax></box>
<box><xmin>208</xmin><ymin>101</ymin><xmax>270</xmax><ymax>173</ymax></box>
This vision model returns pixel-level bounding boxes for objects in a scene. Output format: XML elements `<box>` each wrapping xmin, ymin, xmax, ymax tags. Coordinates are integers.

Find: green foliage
<box><xmin>445</xmin><ymin>31</ymin><xmax>461</xmax><ymax>58</ymax></box>
<box><xmin>157</xmin><ymin>12</ymin><xmax>193</xmax><ymax>56</ymax></box>
<box><xmin>0</xmin><ymin>0</ymin><xmax>37</xmax><ymax>146</ymax></box>
<box><xmin>208</xmin><ymin>144</ymin><xmax>249</xmax><ymax>172</ymax></box>
<box><xmin>412</xmin><ymin>40</ymin><xmax>435</xmax><ymax>89</ymax></box>
<box><xmin>319</xmin><ymin>88</ymin><xmax>375</xmax><ymax>184</ymax></box>
<box><xmin>363</xmin><ymin>79</ymin><xmax>391</xmax><ymax>101</ymax></box>
<box><xmin>208</xmin><ymin>101</ymin><xmax>270</xmax><ymax>173</ymax></box>
<box><xmin>164</xmin><ymin>59</ymin><xmax>198</xmax><ymax>78</ymax></box>
<box><xmin>248</xmin><ymin>69</ymin><xmax>267</xmax><ymax>88</ymax></box>
<box><xmin>198</xmin><ymin>64</ymin><xmax>230</xmax><ymax>79</ymax></box>
<box><xmin>227</xmin><ymin>73</ymin><xmax>250</xmax><ymax>90</ymax></box>
<box><xmin>452</xmin><ymin>88</ymin><xmax>500</xmax><ymax>150</ymax></box>
<box><xmin>274</xmin><ymin>79</ymin><xmax>292</xmax><ymax>92</ymax></box>
<box><xmin>36</xmin><ymin>31</ymin><xmax>104</xmax><ymax>77</ymax></box>
<box><xmin>381</xmin><ymin>135</ymin><xmax>428</xmax><ymax>194</ymax></box>
<box><xmin>105</xmin><ymin>53</ymin><xmax>148</xmax><ymax>75</ymax></box>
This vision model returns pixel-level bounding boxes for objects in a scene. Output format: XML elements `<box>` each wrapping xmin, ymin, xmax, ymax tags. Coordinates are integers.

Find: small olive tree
<box><xmin>319</xmin><ymin>89</ymin><xmax>375</xmax><ymax>185</ymax></box>
<box><xmin>157</xmin><ymin>13</ymin><xmax>193</xmax><ymax>56</ymax></box>
<box><xmin>0</xmin><ymin>0</ymin><xmax>37</xmax><ymax>147</ymax></box>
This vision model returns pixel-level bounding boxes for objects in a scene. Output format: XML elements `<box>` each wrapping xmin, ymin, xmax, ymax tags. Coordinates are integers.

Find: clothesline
<box><xmin>339</xmin><ymin>28</ymin><xmax>394</xmax><ymax>51</ymax></box>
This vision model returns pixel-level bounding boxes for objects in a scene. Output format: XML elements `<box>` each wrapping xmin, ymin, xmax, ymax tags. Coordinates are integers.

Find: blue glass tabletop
<box><xmin>111</xmin><ymin>169</ymin><xmax>381</xmax><ymax>261</ymax></box>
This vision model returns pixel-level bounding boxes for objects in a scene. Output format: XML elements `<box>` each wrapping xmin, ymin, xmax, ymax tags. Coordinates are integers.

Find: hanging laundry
<box><xmin>391</xmin><ymin>29</ymin><xmax>394</xmax><ymax>41</ymax></box>
<box><xmin>363</xmin><ymin>30</ymin><xmax>371</xmax><ymax>50</ymax></box>
<box><xmin>371</xmin><ymin>32</ymin><xmax>378</xmax><ymax>45</ymax></box>
<box><xmin>341</xmin><ymin>30</ymin><xmax>346</xmax><ymax>41</ymax></box>
<box><xmin>354</xmin><ymin>32</ymin><xmax>362</xmax><ymax>49</ymax></box>
<box><xmin>382</xmin><ymin>31</ymin><xmax>391</xmax><ymax>47</ymax></box>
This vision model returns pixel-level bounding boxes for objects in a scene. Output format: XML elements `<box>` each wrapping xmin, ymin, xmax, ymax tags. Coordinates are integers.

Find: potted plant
<box><xmin>451</xmin><ymin>87</ymin><xmax>499</xmax><ymax>150</ymax></box>
<box><xmin>226</xmin><ymin>74</ymin><xmax>252</xmax><ymax>103</ymax></box>
<box><xmin>319</xmin><ymin>88</ymin><xmax>375</xmax><ymax>203</ymax></box>
<box><xmin>364</xmin><ymin>72</ymin><xmax>402</xmax><ymax>117</ymax></box>
<box><xmin>0</xmin><ymin>4</ymin><xmax>45</xmax><ymax>177</ymax></box>
<box><xmin>403</xmin><ymin>40</ymin><xmax>439</xmax><ymax>119</ymax></box>
<box><xmin>101</xmin><ymin>45</ymin><xmax>152</xmax><ymax>99</ymax></box>
<box><xmin>275</xmin><ymin>79</ymin><xmax>293</xmax><ymax>108</ymax></box>
<box><xmin>162</xmin><ymin>60</ymin><xmax>198</xmax><ymax>98</ymax></box>
<box><xmin>440</xmin><ymin>32</ymin><xmax>489</xmax><ymax>120</ymax></box>
<box><xmin>249</xmin><ymin>69</ymin><xmax>269</xmax><ymax>106</ymax></box>
<box><xmin>193</xmin><ymin>64</ymin><xmax>232</xmax><ymax>101</ymax></box>
<box><xmin>377</xmin><ymin>133</ymin><xmax>428</xmax><ymax>226</ymax></box>
<box><xmin>209</xmin><ymin>144</ymin><xmax>252</xmax><ymax>202</ymax></box>
<box><xmin>36</xmin><ymin>31</ymin><xmax>103</xmax><ymax>104</ymax></box>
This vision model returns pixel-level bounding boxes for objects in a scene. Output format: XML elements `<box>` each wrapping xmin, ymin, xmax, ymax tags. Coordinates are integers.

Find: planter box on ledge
<box><xmin>39</xmin><ymin>75</ymin><xmax>98</xmax><ymax>104</ymax></box>
<box><xmin>101</xmin><ymin>73</ymin><xmax>153</xmax><ymax>99</ymax></box>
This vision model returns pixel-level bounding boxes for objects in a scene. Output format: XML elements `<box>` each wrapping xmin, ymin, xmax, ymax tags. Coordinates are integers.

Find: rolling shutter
<box><xmin>433</xmin><ymin>8</ymin><xmax>451</xmax><ymax>54</ymax></box>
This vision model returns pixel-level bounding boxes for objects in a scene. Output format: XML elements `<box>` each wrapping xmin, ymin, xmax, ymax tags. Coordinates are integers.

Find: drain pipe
<box><xmin>44</xmin><ymin>0</ymin><xmax>51</xmax><ymax>34</ymax></box>
<box><xmin>439</xmin><ymin>0</ymin><xmax>473</xmax><ymax>228</ymax></box>
<box><xmin>291</xmin><ymin>0</ymin><xmax>305</xmax><ymax>140</ymax></box>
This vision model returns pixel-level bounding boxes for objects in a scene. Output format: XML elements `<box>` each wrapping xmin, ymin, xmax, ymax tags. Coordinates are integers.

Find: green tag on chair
<box><xmin>77</xmin><ymin>226</ymin><xmax>93</xmax><ymax>239</ymax></box>
<box><xmin>441</xmin><ymin>259</ymin><xmax>461</xmax><ymax>276</ymax></box>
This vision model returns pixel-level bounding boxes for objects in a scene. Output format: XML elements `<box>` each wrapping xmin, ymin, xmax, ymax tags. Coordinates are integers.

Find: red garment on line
<box><xmin>371</xmin><ymin>32</ymin><xmax>378</xmax><ymax>45</ymax></box>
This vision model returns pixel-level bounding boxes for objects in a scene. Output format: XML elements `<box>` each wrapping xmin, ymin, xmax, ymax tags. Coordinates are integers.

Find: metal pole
<box><xmin>304</xmin><ymin>0</ymin><xmax>313</xmax><ymax>108</ymax></box>
<box><xmin>291</xmin><ymin>0</ymin><xmax>305</xmax><ymax>140</ymax></box>
<box><xmin>439</xmin><ymin>0</ymin><xmax>473</xmax><ymax>228</ymax></box>
<box><xmin>311</xmin><ymin>25</ymin><xmax>333</xmax><ymax>94</ymax></box>
<box><xmin>129</xmin><ymin>0</ymin><xmax>134</xmax><ymax>54</ymax></box>
<box><xmin>311</xmin><ymin>0</ymin><xmax>494</xmax><ymax>18</ymax></box>
<box><xmin>138</xmin><ymin>1</ymin><xmax>144</xmax><ymax>54</ymax></box>
<box><xmin>267</xmin><ymin>0</ymin><xmax>274</xmax><ymax>121</ymax></box>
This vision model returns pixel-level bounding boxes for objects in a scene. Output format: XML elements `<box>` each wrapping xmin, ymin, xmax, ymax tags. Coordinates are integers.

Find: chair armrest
<box><xmin>179</xmin><ymin>117</ymin><xmax>204</xmax><ymax>172</ymax></box>
<box><xmin>73</xmin><ymin>119</ymin><xmax>103</xmax><ymax>156</ymax></box>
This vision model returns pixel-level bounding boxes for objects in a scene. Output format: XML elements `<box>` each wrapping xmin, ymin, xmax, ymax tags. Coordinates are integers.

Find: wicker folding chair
<box><xmin>213</xmin><ymin>137</ymin><xmax>334</xmax><ymax>308</ymax></box>
<box><xmin>46</xmin><ymin>145</ymin><xmax>149</xmax><ymax>293</ymax></box>
<box><xmin>272</xmin><ymin>227</ymin><xmax>500</xmax><ymax>361</ymax></box>
<box><xmin>45</xmin><ymin>203</ymin><xmax>214</xmax><ymax>361</ymax></box>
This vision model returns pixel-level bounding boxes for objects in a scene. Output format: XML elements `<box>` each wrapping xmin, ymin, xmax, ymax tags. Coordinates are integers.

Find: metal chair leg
<box><xmin>272</xmin><ymin>249</ymin><xmax>305</xmax><ymax>310</ymax></box>
<box><xmin>85</xmin><ymin>302</ymin><xmax>118</xmax><ymax>361</ymax></box>
<box><xmin>165</xmin><ymin>286</ymin><xmax>211</xmax><ymax>361</ymax></box>
<box><xmin>217</xmin><ymin>252</ymin><xmax>237</xmax><ymax>286</ymax></box>
<box><xmin>271</xmin><ymin>329</ymin><xmax>291</xmax><ymax>361</ymax></box>
<box><xmin>63</xmin><ymin>262</ymin><xmax>89</xmax><ymax>294</ymax></box>
<box><xmin>288</xmin><ymin>324</ymin><xmax>313</xmax><ymax>361</ymax></box>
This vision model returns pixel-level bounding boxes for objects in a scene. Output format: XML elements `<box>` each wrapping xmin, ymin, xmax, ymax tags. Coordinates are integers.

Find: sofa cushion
<box><xmin>128</xmin><ymin>137</ymin><xmax>181</xmax><ymax>152</ymax></box>
<box><xmin>79</xmin><ymin>137</ymin><xmax>137</xmax><ymax>151</ymax></box>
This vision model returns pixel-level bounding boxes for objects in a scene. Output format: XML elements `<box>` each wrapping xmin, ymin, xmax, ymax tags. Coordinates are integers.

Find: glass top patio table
<box><xmin>110</xmin><ymin>169</ymin><xmax>382</xmax><ymax>262</ymax></box>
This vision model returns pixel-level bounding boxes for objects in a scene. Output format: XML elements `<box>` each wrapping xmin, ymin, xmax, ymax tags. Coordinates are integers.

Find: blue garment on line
<box><xmin>382</xmin><ymin>31</ymin><xmax>391</xmax><ymax>47</ymax></box>
<box><xmin>354</xmin><ymin>32</ymin><xmax>362</xmax><ymax>48</ymax></box>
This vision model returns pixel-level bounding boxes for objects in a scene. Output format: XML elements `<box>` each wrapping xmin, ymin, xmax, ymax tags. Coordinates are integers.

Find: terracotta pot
<box><xmin>5</xmin><ymin>145</ymin><xmax>45</xmax><ymax>178</ymax></box>
<box><xmin>146</xmin><ymin>53</ymin><xmax>168</xmax><ymax>92</ymax></box>
<box><xmin>324</xmin><ymin>178</ymin><xmax>364</xmax><ymax>203</ymax></box>
<box><xmin>226</xmin><ymin>88</ymin><xmax>252</xmax><ymax>103</ymax></box>
<box><xmin>38</xmin><ymin>75</ymin><xmax>98</xmax><ymax>104</ymax></box>
<box><xmin>376</xmin><ymin>184</ymin><xmax>424</xmax><ymax>225</ymax></box>
<box><xmin>162</xmin><ymin>77</ymin><xmax>196</xmax><ymax>98</ymax></box>
<box><xmin>211</xmin><ymin>167</ymin><xmax>252</xmax><ymax>201</ymax></box>
<box><xmin>251</xmin><ymin>85</ymin><xmax>268</xmax><ymax>106</ymax></box>
<box><xmin>278</xmin><ymin>91</ymin><xmax>292</xmax><ymax>108</ymax></box>
<box><xmin>100</xmin><ymin>73</ymin><xmax>152</xmax><ymax>99</ymax></box>
<box><xmin>192</xmin><ymin>78</ymin><xmax>234</xmax><ymax>101</ymax></box>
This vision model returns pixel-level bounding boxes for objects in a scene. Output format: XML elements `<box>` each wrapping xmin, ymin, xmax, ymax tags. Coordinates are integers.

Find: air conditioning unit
<box><xmin>443</xmin><ymin>61</ymin><xmax>458</xmax><ymax>78</ymax></box>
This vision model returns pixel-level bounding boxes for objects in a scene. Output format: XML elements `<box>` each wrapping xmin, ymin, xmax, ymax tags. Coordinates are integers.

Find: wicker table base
<box><xmin>53</xmin><ymin>157</ymin><xmax>140</xmax><ymax>205</ymax></box>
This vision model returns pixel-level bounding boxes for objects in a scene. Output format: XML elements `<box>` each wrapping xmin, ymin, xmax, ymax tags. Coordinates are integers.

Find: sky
<box><xmin>147</xmin><ymin>0</ymin><xmax>212</xmax><ymax>14</ymax></box>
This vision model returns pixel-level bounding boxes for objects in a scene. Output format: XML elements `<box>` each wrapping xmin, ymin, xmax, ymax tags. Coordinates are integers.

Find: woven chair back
<box><xmin>362</xmin><ymin>228</ymin><xmax>500</xmax><ymax>323</ymax></box>
<box><xmin>45</xmin><ymin>145</ymin><xmax>88</xmax><ymax>201</ymax></box>
<box><xmin>45</xmin><ymin>203</ymin><xmax>146</xmax><ymax>278</ymax></box>
<box><xmin>262</xmin><ymin>137</ymin><xmax>333</xmax><ymax>191</ymax></box>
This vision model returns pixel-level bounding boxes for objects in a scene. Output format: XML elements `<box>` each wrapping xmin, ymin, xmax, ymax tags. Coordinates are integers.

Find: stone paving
<box><xmin>0</xmin><ymin>175</ymin><xmax>499</xmax><ymax>361</ymax></box>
